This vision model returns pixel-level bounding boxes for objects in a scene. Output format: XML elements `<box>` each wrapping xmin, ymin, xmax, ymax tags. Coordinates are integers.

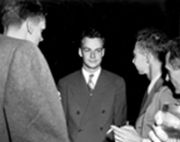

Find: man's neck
<box><xmin>4</xmin><ymin>24</ymin><xmax>27</xmax><ymax>40</ymax></box>
<box><xmin>83</xmin><ymin>65</ymin><xmax>101</xmax><ymax>74</ymax></box>
<box><xmin>150</xmin><ymin>70</ymin><xmax>161</xmax><ymax>81</ymax></box>
<box><xmin>147</xmin><ymin>70</ymin><xmax>161</xmax><ymax>94</ymax></box>
<box><xmin>149</xmin><ymin>61</ymin><xmax>162</xmax><ymax>81</ymax></box>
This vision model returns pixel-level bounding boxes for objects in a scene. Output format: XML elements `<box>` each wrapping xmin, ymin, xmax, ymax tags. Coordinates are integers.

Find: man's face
<box><xmin>28</xmin><ymin>18</ymin><xmax>46</xmax><ymax>46</ymax></box>
<box><xmin>79</xmin><ymin>37</ymin><xmax>105</xmax><ymax>71</ymax></box>
<box><xmin>132</xmin><ymin>43</ymin><xmax>149</xmax><ymax>75</ymax></box>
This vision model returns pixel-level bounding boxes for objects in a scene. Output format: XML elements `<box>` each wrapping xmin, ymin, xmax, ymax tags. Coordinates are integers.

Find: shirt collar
<box><xmin>82</xmin><ymin>67</ymin><xmax>101</xmax><ymax>85</ymax></box>
<box><xmin>147</xmin><ymin>73</ymin><xmax>161</xmax><ymax>94</ymax></box>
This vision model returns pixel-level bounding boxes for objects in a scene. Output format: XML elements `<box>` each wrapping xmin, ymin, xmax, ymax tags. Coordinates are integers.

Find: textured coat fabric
<box><xmin>0</xmin><ymin>34</ymin><xmax>69</xmax><ymax>142</ymax></box>
<box><xmin>136</xmin><ymin>78</ymin><xmax>164</xmax><ymax>138</ymax></box>
<box><xmin>58</xmin><ymin>70</ymin><xmax>127</xmax><ymax>142</ymax></box>
<box><xmin>137</xmin><ymin>85</ymin><xmax>179</xmax><ymax>137</ymax></box>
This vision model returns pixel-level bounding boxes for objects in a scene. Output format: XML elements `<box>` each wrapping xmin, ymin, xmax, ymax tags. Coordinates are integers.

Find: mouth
<box><xmin>88</xmin><ymin>60</ymin><xmax>97</xmax><ymax>63</ymax></box>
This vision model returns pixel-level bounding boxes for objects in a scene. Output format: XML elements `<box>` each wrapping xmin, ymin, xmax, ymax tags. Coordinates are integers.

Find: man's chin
<box><xmin>138</xmin><ymin>71</ymin><xmax>145</xmax><ymax>75</ymax></box>
<box><xmin>89</xmin><ymin>66</ymin><xmax>99</xmax><ymax>70</ymax></box>
<box><xmin>85</xmin><ymin>64</ymin><xmax>100</xmax><ymax>70</ymax></box>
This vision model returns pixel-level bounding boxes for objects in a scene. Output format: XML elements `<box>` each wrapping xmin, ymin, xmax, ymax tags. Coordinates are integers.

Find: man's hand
<box><xmin>149</xmin><ymin>110</ymin><xmax>180</xmax><ymax>142</ymax></box>
<box><xmin>149</xmin><ymin>125</ymin><xmax>168</xmax><ymax>142</ymax></box>
<box><xmin>155</xmin><ymin>110</ymin><xmax>180</xmax><ymax>129</ymax></box>
<box><xmin>110</xmin><ymin>125</ymin><xmax>142</xmax><ymax>142</ymax></box>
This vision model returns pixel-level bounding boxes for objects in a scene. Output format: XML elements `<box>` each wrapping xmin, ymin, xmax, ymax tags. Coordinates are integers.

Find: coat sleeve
<box><xmin>3</xmin><ymin>43</ymin><xmax>69</xmax><ymax>142</ymax></box>
<box><xmin>58</xmin><ymin>80</ymin><xmax>68</xmax><ymax>119</ymax></box>
<box><xmin>113</xmin><ymin>77</ymin><xmax>127</xmax><ymax>126</ymax></box>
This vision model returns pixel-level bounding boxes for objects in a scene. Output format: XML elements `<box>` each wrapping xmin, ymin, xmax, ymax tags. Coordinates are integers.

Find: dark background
<box><xmin>1</xmin><ymin>0</ymin><xmax>180</xmax><ymax>124</ymax></box>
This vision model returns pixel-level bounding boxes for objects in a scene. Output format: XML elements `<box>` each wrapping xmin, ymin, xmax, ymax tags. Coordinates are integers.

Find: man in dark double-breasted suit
<box><xmin>58</xmin><ymin>29</ymin><xmax>127</xmax><ymax>142</ymax></box>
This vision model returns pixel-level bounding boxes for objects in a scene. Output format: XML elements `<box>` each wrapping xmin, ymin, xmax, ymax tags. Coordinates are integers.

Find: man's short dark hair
<box><xmin>1</xmin><ymin>0</ymin><xmax>45</xmax><ymax>28</ymax></box>
<box><xmin>81</xmin><ymin>28</ymin><xmax>105</xmax><ymax>47</ymax></box>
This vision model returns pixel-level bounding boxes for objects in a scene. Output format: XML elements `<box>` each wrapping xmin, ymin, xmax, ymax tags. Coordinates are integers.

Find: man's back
<box><xmin>0</xmin><ymin>34</ymin><xmax>69</xmax><ymax>142</ymax></box>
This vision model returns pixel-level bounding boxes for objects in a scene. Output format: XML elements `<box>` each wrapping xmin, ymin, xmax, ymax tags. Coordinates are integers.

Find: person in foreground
<box><xmin>58</xmin><ymin>28</ymin><xmax>127</xmax><ymax>142</ymax></box>
<box><xmin>0</xmin><ymin>1</ymin><xmax>69</xmax><ymax>142</ymax></box>
<box><xmin>148</xmin><ymin>38</ymin><xmax>180</xmax><ymax>142</ymax></box>
<box><xmin>110</xmin><ymin>28</ymin><xmax>169</xmax><ymax>142</ymax></box>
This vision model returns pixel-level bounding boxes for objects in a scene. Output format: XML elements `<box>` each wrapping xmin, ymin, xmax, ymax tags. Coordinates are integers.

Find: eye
<box><xmin>82</xmin><ymin>48</ymin><xmax>91</xmax><ymax>52</ymax></box>
<box><xmin>96</xmin><ymin>48</ymin><xmax>103</xmax><ymax>53</ymax></box>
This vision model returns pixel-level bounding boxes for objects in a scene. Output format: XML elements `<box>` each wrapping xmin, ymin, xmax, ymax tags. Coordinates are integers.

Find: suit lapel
<box><xmin>94</xmin><ymin>70</ymin><xmax>107</xmax><ymax>91</ymax></box>
<box><xmin>139</xmin><ymin>78</ymin><xmax>163</xmax><ymax>116</ymax></box>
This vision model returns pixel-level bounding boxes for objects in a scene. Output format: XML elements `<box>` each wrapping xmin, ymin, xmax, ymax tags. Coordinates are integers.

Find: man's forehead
<box><xmin>134</xmin><ymin>45</ymin><xmax>142</xmax><ymax>53</ymax></box>
<box><xmin>134</xmin><ymin>42</ymin><xmax>148</xmax><ymax>55</ymax></box>
<box><xmin>82</xmin><ymin>37</ymin><xmax>103</xmax><ymax>48</ymax></box>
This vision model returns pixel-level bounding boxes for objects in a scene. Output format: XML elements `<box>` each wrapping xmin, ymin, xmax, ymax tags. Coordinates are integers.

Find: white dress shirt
<box><xmin>82</xmin><ymin>67</ymin><xmax>101</xmax><ymax>88</ymax></box>
<box><xmin>147</xmin><ymin>73</ymin><xmax>161</xmax><ymax>94</ymax></box>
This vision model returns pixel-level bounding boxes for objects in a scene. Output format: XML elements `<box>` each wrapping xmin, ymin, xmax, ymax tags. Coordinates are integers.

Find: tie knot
<box><xmin>89</xmin><ymin>74</ymin><xmax>94</xmax><ymax>79</ymax></box>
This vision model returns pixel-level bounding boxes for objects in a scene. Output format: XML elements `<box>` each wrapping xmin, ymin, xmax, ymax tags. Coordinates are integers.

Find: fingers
<box><xmin>110</xmin><ymin>125</ymin><xmax>136</xmax><ymax>136</ymax></box>
<box><xmin>110</xmin><ymin>125</ymin><xmax>141</xmax><ymax>142</ymax></box>
<box><xmin>149</xmin><ymin>130</ymin><xmax>162</xmax><ymax>142</ymax></box>
<box><xmin>114</xmin><ymin>134</ymin><xmax>125</xmax><ymax>142</ymax></box>
<box><xmin>154</xmin><ymin>111</ymin><xmax>163</xmax><ymax>125</ymax></box>
<box><xmin>111</xmin><ymin>125</ymin><xmax>126</xmax><ymax>137</ymax></box>
<box><xmin>110</xmin><ymin>125</ymin><xmax>130</xmax><ymax>142</ymax></box>
<box><xmin>151</xmin><ymin>125</ymin><xmax>168</xmax><ymax>141</ymax></box>
<box><xmin>155</xmin><ymin>111</ymin><xmax>180</xmax><ymax>129</ymax></box>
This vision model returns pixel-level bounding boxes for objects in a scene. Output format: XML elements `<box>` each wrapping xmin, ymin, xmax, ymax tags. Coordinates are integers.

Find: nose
<box><xmin>90</xmin><ymin>51</ymin><xmax>96</xmax><ymax>58</ymax></box>
<box><xmin>40</xmin><ymin>36</ymin><xmax>43</xmax><ymax>42</ymax></box>
<box><xmin>132</xmin><ymin>58</ymin><xmax>135</xmax><ymax>64</ymax></box>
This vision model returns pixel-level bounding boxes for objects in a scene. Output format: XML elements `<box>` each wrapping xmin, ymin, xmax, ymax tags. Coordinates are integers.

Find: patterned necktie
<box><xmin>88</xmin><ymin>74</ymin><xmax>94</xmax><ymax>90</ymax></box>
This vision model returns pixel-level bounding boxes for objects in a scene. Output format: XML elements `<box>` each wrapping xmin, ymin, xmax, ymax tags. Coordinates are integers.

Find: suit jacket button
<box><xmin>100</xmin><ymin>127</ymin><xmax>103</xmax><ymax>131</ymax></box>
<box><xmin>76</xmin><ymin>110</ymin><xmax>80</xmax><ymax>115</ymax></box>
<box><xmin>78</xmin><ymin>129</ymin><xmax>82</xmax><ymax>132</ymax></box>
<box><xmin>102</xmin><ymin>109</ymin><xmax>106</xmax><ymax>114</ymax></box>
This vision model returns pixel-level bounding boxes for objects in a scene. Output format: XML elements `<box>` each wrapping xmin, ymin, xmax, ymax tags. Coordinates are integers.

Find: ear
<box><xmin>145</xmin><ymin>53</ymin><xmax>151</xmax><ymax>64</ymax></box>
<box><xmin>26</xmin><ymin>19</ymin><xmax>33</xmax><ymax>34</ymax></box>
<box><xmin>78</xmin><ymin>48</ymin><xmax>82</xmax><ymax>57</ymax></box>
<box><xmin>102</xmin><ymin>48</ymin><xmax>105</xmax><ymax>57</ymax></box>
